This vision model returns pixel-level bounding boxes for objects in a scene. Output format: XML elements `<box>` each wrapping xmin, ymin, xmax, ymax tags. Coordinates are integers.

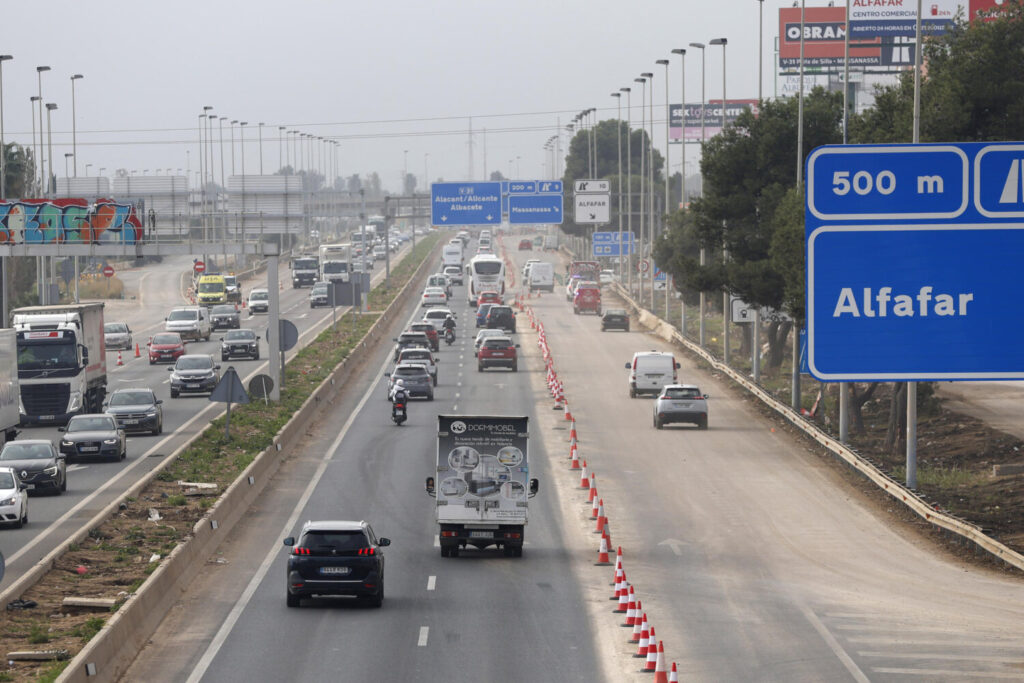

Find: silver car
<box><xmin>653</xmin><ymin>384</ymin><xmax>709</xmax><ymax>430</ymax></box>
<box><xmin>104</xmin><ymin>322</ymin><xmax>133</xmax><ymax>351</ymax></box>
<box><xmin>385</xmin><ymin>364</ymin><xmax>434</xmax><ymax>400</ymax></box>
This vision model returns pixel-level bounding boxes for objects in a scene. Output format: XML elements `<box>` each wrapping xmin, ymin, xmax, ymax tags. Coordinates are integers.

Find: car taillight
<box><xmin>358</xmin><ymin>547</ymin><xmax>376</xmax><ymax>556</ymax></box>
<box><xmin>293</xmin><ymin>547</ymin><xmax>311</xmax><ymax>555</ymax></box>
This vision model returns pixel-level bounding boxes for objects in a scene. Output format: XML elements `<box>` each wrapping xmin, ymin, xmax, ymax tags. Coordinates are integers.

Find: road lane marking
<box><xmin>417</xmin><ymin>627</ymin><xmax>429</xmax><ymax>647</ymax></box>
<box><xmin>426</xmin><ymin>576</ymin><xmax>436</xmax><ymax>591</ymax></box>
<box><xmin>799</xmin><ymin>603</ymin><xmax>870</xmax><ymax>683</ymax></box>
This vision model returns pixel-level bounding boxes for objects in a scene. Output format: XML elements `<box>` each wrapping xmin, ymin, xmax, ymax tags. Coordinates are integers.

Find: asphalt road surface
<box><xmin>126</xmin><ymin>238</ymin><xmax>1024</xmax><ymax>682</ymax></box>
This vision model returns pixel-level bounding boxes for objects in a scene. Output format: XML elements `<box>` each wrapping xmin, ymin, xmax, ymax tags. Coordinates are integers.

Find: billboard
<box><xmin>669</xmin><ymin>100</ymin><xmax>758</xmax><ymax>142</ymax></box>
<box><xmin>849</xmin><ymin>0</ymin><xmax>965</xmax><ymax>38</ymax></box>
<box><xmin>779</xmin><ymin>6</ymin><xmax>883</xmax><ymax>69</ymax></box>
<box><xmin>969</xmin><ymin>0</ymin><xmax>1009</xmax><ymax>21</ymax></box>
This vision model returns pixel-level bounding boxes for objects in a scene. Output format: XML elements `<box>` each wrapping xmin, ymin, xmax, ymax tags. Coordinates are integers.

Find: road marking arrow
<box><xmin>658</xmin><ymin>538</ymin><xmax>686</xmax><ymax>556</ymax></box>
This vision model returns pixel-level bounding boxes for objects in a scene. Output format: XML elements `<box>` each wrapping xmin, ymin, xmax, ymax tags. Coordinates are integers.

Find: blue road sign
<box><xmin>653</xmin><ymin>263</ymin><xmax>666</xmax><ymax>282</ymax></box>
<box><xmin>508</xmin><ymin>194</ymin><xmax>563</xmax><ymax>225</ymax></box>
<box><xmin>806</xmin><ymin>142</ymin><xmax>1024</xmax><ymax>381</ymax></box>
<box><xmin>594</xmin><ymin>231</ymin><xmax>635</xmax><ymax>244</ymax></box>
<box><xmin>537</xmin><ymin>180</ymin><xmax>562</xmax><ymax>193</ymax></box>
<box><xmin>431</xmin><ymin>182</ymin><xmax>501</xmax><ymax>226</ymax></box>
<box><xmin>508</xmin><ymin>181</ymin><xmax>537</xmax><ymax>194</ymax></box>
<box><xmin>592</xmin><ymin>242</ymin><xmax>634</xmax><ymax>257</ymax></box>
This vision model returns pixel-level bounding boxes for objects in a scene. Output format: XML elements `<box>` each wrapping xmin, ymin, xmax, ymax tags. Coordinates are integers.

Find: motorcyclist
<box><xmin>442</xmin><ymin>314</ymin><xmax>457</xmax><ymax>343</ymax></box>
<box><xmin>390</xmin><ymin>379</ymin><xmax>408</xmax><ymax>405</ymax></box>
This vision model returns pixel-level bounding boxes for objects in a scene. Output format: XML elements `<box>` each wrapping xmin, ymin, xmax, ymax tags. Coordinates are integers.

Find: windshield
<box><xmin>108</xmin><ymin>390</ymin><xmax>155</xmax><ymax>406</ymax></box>
<box><xmin>175</xmin><ymin>357</ymin><xmax>213</xmax><ymax>370</ymax></box>
<box><xmin>212</xmin><ymin>305</ymin><xmax>236</xmax><ymax>315</ymax></box>
<box><xmin>664</xmin><ymin>387</ymin><xmax>702</xmax><ymax>399</ymax></box>
<box><xmin>477</xmin><ymin>304</ymin><xmax>493</xmax><ymax>317</ymax></box>
<box><xmin>402</xmin><ymin>350</ymin><xmax>430</xmax><ymax>360</ymax></box>
<box><xmin>312</xmin><ymin>285</ymin><xmax>328</xmax><ymax>294</ymax></box>
<box><xmin>395</xmin><ymin>367</ymin><xmax>428</xmax><ymax>377</ymax></box>
<box><xmin>223</xmin><ymin>276</ymin><xmax>237</xmax><ymax>287</ymax></box>
<box><xmin>17</xmin><ymin>341</ymin><xmax>77</xmax><ymax>370</ymax></box>
<box><xmin>151</xmin><ymin>334</ymin><xmax>181</xmax><ymax>345</ymax></box>
<box><xmin>250</xmin><ymin>291</ymin><xmax>268</xmax><ymax>301</ymax></box>
<box><xmin>198</xmin><ymin>281</ymin><xmax>224</xmax><ymax>293</ymax></box>
<box><xmin>323</xmin><ymin>262</ymin><xmax>347</xmax><ymax>273</ymax></box>
<box><xmin>167</xmin><ymin>310</ymin><xmax>197</xmax><ymax>322</ymax></box>
<box><xmin>484</xmin><ymin>340</ymin><xmax>512</xmax><ymax>349</ymax></box>
<box><xmin>104</xmin><ymin>323</ymin><xmax>127</xmax><ymax>334</ymax></box>
<box><xmin>472</xmin><ymin>261</ymin><xmax>502</xmax><ymax>275</ymax></box>
<box><xmin>225</xmin><ymin>330</ymin><xmax>255</xmax><ymax>341</ymax></box>
<box><xmin>0</xmin><ymin>472</ymin><xmax>14</xmax><ymax>489</ymax></box>
<box><xmin>605</xmin><ymin>309</ymin><xmax>626</xmax><ymax>316</ymax></box>
<box><xmin>67</xmin><ymin>416</ymin><xmax>116</xmax><ymax>432</ymax></box>
<box><xmin>300</xmin><ymin>529</ymin><xmax>368</xmax><ymax>551</ymax></box>
<box><xmin>0</xmin><ymin>443</ymin><xmax>53</xmax><ymax>460</ymax></box>
<box><xmin>293</xmin><ymin>259</ymin><xmax>318</xmax><ymax>269</ymax></box>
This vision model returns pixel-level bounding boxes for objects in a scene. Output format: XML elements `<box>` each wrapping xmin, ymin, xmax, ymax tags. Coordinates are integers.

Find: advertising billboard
<box><xmin>848</xmin><ymin>0</ymin><xmax>965</xmax><ymax>38</ymax></box>
<box><xmin>969</xmin><ymin>0</ymin><xmax>1009</xmax><ymax>21</ymax></box>
<box><xmin>779</xmin><ymin>6</ymin><xmax>883</xmax><ymax>69</ymax></box>
<box><xmin>669</xmin><ymin>100</ymin><xmax>758</xmax><ymax>142</ymax></box>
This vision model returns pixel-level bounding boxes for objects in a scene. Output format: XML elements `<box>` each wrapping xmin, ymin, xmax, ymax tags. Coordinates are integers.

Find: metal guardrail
<box><xmin>609</xmin><ymin>281</ymin><xmax>1024</xmax><ymax>573</ymax></box>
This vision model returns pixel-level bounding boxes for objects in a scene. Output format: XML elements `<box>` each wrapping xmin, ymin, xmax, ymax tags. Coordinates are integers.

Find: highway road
<box><xmin>0</xmin><ymin>243</ymin><xmax>412</xmax><ymax>595</ymax></box>
<box><xmin>126</xmin><ymin>237</ymin><xmax>1024</xmax><ymax>682</ymax></box>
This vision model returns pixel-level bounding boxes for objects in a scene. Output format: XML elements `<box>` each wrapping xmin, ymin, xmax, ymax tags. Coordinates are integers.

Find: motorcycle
<box><xmin>391</xmin><ymin>400</ymin><xmax>407</xmax><ymax>426</ymax></box>
<box><xmin>444</xmin><ymin>327</ymin><xmax>456</xmax><ymax>346</ymax></box>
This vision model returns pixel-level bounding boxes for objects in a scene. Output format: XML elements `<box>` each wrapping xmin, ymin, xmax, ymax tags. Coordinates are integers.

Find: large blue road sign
<box><xmin>592</xmin><ymin>231</ymin><xmax>635</xmax><ymax>257</ymax></box>
<box><xmin>806</xmin><ymin>142</ymin><xmax>1024</xmax><ymax>381</ymax></box>
<box><xmin>509</xmin><ymin>194</ymin><xmax>563</xmax><ymax>224</ymax></box>
<box><xmin>431</xmin><ymin>182</ymin><xmax>501</xmax><ymax>226</ymax></box>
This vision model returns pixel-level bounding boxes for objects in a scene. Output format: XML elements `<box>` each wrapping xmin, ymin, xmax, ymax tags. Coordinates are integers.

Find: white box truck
<box><xmin>12</xmin><ymin>303</ymin><xmax>107</xmax><ymax>425</ymax></box>
<box><xmin>528</xmin><ymin>261</ymin><xmax>555</xmax><ymax>292</ymax></box>
<box><xmin>442</xmin><ymin>241</ymin><xmax>464</xmax><ymax>270</ymax></box>
<box><xmin>0</xmin><ymin>329</ymin><xmax>21</xmax><ymax>444</ymax></box>
<box><xmin>426</xmin><ymin>415</ymin><xmax>538</xmax><ymax>557</ymax></box>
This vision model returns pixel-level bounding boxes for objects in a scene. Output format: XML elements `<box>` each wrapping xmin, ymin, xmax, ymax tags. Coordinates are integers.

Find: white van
<box><xmin>625</xmin><ymin>351</ymin><xmax>680</xmax><ymax>398</ymax></box>
<box><xmin>529</xmin><ymin>262</ymin><xmax>555</xmax><ymax>292</ymax></box>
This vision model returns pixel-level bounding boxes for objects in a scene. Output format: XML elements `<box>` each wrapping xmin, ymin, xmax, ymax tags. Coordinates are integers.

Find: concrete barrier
<box><xmin>609</xmin><ymin>281</ymin><xmax>1024</xmax><ymax>574</ymax></box>
<box><xmin>55</xmin><ymin>238</ymin><xmax>444</xmax><ymax>682</ymax></box>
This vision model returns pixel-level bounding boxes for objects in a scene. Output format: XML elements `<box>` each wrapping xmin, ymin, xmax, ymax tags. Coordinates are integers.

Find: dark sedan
<box><xmin>58</xmin><ymin>414</ymin><xmax>126</xmax><ymax>462</ymax></box>
<box><xmin>0</xmin><ymin>440</ymin><xmax>66</xmax><ymax>493</ymax></box>
<box><xmin>485</xmin><ymin>305</ymin><xmax>516</xmax><ymax>333</ymax></box>
<box><xmin>221</xmin><ymin>329</ymin><xmax>260</xmax><ymax>361</ymax></box>
<box><xmin>309</xmin><ymin>282</ymin><xmax>330</xmax><ymax>308</ymax></box>
<box><xmin>392</xmin><ymin>332</ymin><xmax>431</xmax><ymax>362</ymax></box>
<box><xmin>210</xmin><ymin>304</ymin><xmax>241</xmax><ymax>330</ymax></box>
<box><xmin>283</xmin><ymin>520</ymin><xmax>389</xmax><ymax>607</ymax></box>
<box><xmin>601</xmin><ymin>308</ymin><xmax>630</xmax><ymax>332</ymax></box>
<box><xmin>103</xmin><ymin>388</ymin><xmax>163</xmax><ymax>435</ymax></box>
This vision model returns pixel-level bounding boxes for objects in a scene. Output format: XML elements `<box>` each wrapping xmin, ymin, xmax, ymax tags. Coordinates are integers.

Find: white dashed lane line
<box><xmin>418</xmin><ymin>627</ymin><xmax>429</xmax><ymax>647</ymax></box>
<box><xmin>427</xmin><ymin>576</ymin><xmax>436</xmax><ymax>591</ymax></box>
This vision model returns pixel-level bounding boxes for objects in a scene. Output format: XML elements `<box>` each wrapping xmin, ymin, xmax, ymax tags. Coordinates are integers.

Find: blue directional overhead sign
<box><xmin>592</xmin><ymin>231</ymin><xmax>635</xmax><ymax>257</ymax></box>
<box><xmin>509</xmin><ymin>194</ymin><xmax>563</xmax><ymax>224</ymax></box>
<box><xmin>806</xmin><ymin>142</ymin><xmax>1024</xmax><ymax>382</ymax></box>
<box><xmin>431</xmin><ymin>182</ymin><xmax>501</xmax><ymax>226</ymax></box>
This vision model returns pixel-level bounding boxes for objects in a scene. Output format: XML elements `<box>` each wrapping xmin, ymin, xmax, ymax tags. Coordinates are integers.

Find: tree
<box><xmin>2</xmin><ymin>143</ymin><xmax>34</xmax><ymax>198</ymax></box>
<box><xmin>489</xmin><ymin>171</ymin><xmax>506</xmax><ymax>182</ymax></box>
<box><xmin>403</xmin><ymin>172</ymin><xmax>417</xmax><ymax>196</ymax></box>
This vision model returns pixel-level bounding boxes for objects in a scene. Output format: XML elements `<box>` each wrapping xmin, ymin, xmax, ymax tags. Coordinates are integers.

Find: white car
<box><xmin>0</xmin><ymin>467</ymin><xmax>28</xmax><ymax>528</ymax></box>
<box><xmin>474</xmin><ymin>329</ymin><xmax>505</xmax><ymax>357</ymax></box>
<box><xmin>443</xmin><ymin>266</ymin><xmax>463</xmax><ymax>285</ymax></box>
<box><xmin>373</xmin><ymin>245</ymin><xmax>387</xmax><ymax>261</ymax></box>
<box><xmin>247</xmin><ymin>288</ymin><xmax>269</xmax><ymax>314</ymax></box>
<box><xmin>599</xmin><ymin>270</ymin><xmax>615</xmax><ymax>286</ymax></box>
<box><xmin>421</xmin><ymin>287</ymin><xmax>448</xmax><ymax>307</ymax></box>
<box><xmin>422</xmin><ymin>308</ymin><xmax>456</xmax><ymax>331</ymax></box>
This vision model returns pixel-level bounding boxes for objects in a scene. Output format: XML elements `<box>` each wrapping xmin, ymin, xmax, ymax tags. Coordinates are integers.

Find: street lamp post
<box><xmin>690</xmin><ymin>42</ymin><xmax>707</xmax><ymax>347</ymax></box>
<box><xmin>621</xmin><ymin>87</ymin><xmax>632</xmax><ymax>291</ymax></box>
<box><xmin>64</xmin><ymin>152</ymin><xmax>73</xmax><ymax>179</ymax></box>
<box><xmin>36</xmin><ymin>66</ymin><xmax>50</xmax><ymax>194</ymax></box>
<box><xmin>710</xmin><ymin>37</ymin><xmax>729</xmax><ymax>365</ymax></box>
<box><xmin>30</xmin><ymin>97</ymin><xmax>39</xmax><ymax>196</ymax></box>
<box><xmin>657</xmin><ymin>59</ymin><xmax>670</xmax><ymax>222</ymax></box>
<box><xmin>70</xmin><ymin>74</ymin><xmax>83</xmax><ymax>177</ymax></box>
<box><xmin>642</xmin><ymin>72</ymin><xmax>655</xmax><ymax>308</ymax></box>
<box><xmin>0</xmin><ymin>55</ymin><xmax>12</xmax><ymax>200</ymax></box>
<box><xmin>44</xmin><ymin>102</ymin><xmax>57</xmax><ymax>305</ymax></box>
<box><xmin>84</xmin><ymin>164</ymin><xmax>91</xmax><ymax>176</ymax></box>
<box><xmin>672</xmin><ymin>48</ymin><xmax>687</xmax><ymax>335</ymax></box>
<box><xmin>258</xmin><ymin>122</ymin><xmax>264</xmax><ymax>174</ymax></box>
<box><xmin>278</xmin><ymin>126</ymin><xmax>286</xmax><ymax>172</ymax></box>
<box><xmin>611</xmin><ymin>92</ymin><xmax>622</xmax><ymax>285</ymax></box>
<box><xmin>635</xmin><ymin>76</ymin><xmax>647</xmax><ymax>308</ymax></box>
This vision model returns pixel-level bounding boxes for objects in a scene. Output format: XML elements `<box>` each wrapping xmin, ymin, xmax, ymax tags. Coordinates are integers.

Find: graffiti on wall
<box><xmin>0</xmin><ymin>198</ymin><xmax>144</xmax><ymax>244</ymax></box>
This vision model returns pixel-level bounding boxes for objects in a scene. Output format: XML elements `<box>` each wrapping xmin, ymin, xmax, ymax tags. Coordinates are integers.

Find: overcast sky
<box><xmin>1</xmin><ymin>0</ymin><xmax>800</xmax><ymax>193</ymax></box>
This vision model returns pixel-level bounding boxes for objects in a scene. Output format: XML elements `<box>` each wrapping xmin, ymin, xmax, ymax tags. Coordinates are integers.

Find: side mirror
<box><xmin>703</xmin><ymin>394</ymin><xmax>710</xmax><ymax>399</ymax></box>
<box><xmin>425</xmin><ymin>476</ymin><xmax>436</xmax><ymax>496</ymax></box>
<box><xmin>529</xmin><ymin>478</ymin><xmax>540</xmax><ymax>497</ymax></box>
<box><xmin>256</xmin><ymin>336</ymin><xmax>261</xmax><ymax>341</ymax></box>
<box><xmin>167</xmin><ymin>367</ymin><xmax>174</xmax><ymax>371</ymax></box>
<box><xmin>57</xmin><ymin>427</ymin><xmax>66</xmax><ymax>433</ymax></box>
<box><xmin>19</xmin><ymin>484</ymin><xmax>27</xmax><ymax>491</ymax></box>
<box><xmin>675</xmin><ymin>362</ymin><xmax>681</xmax><ymax>369</ymax></box>
<box><xmin>218</xmin><ymin>337</ymin><xmax>224</xmax><ymax>342</ymax></box>
<box><xmin>515</xmin><ymin>344</ymin><xmax>520</xmax><ymax>348</ymax></box>
<box><xmin>156</xmin><ymin>399</ymin><xmax>163</xmax><ymax>405</ymax></box>
<box><xmin>214</xmin><ymin>364</ymin><xmax>221</xmax><ymax>370</ymax></box>
<box><xmin>624</xmin><ymin>362</ymin><xmax>631</xmax><ymax>369</ymax></box>
<box><xmin>378</xmin><ymin>538</ymin><xmax>391</xmax><ymax>547</ymax></box>
<box><xmin>282</xmin><ymin>536</ymin><xmax>295</xmax><ymax>546</ymax></box>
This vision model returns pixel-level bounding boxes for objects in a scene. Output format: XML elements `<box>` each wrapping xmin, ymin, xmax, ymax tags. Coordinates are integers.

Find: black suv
<box><xmin>220</xmin><ymin>329</ymin><xmax>260</xmax><ymax>360</ymax></box>
<box><xmin>485</xmin><ymin>305</ymin><xmax>516</xmax><ymax>333</ymax></box>
<box><xmin>283</xmin><ymin>520</ymin><xmax>390</xmax><ymax>607</ymax></box>
<box><xmin>392</xmin><ymin>332</ymin><xmax>431</xmax><ymax>361</ymax></box>
<box><xmin>601</xmin><ymin>308</ymin><xmax>630</xmax><ymax>332</ymax></box>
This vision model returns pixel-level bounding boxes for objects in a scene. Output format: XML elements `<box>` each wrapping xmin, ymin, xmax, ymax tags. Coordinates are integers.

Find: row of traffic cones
<box><xmin>529</xmin><ymin>299</ymin><xmax>676</xmax><ymax>682</ymax></box>
<box><xmin>115</xmin><ymin>343</ymin><xmax>143</xmax><ymax>367</ymax></box>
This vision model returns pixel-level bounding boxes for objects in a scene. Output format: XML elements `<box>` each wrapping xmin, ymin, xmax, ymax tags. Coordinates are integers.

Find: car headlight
<box><xmin>103</xmin><ymin>438</ymin><xmax>119</xmax><ymax>445</ymax></box>
<box><xmin>67</xmin><ymin>392</ymin><xmax>82</xmax><ymax>413</ymax></box>
<box><xmin>61</xmin><ymin>440</ymin><xmax>74</xmax><ymax>447</ymax></box>
<box><xmin>145</xmin><ymin>410</ymin><xmax>158</xmax><ymax>417</ymax></box>
<box><xmin>0</xmin><ymin>497</ymin><xmax>15</xmax><ymax>506</ymax></box>
<box><xmin>44</xmin><ymin>465</ymin><xmax>58</xmax><ymax>476</ymax></box>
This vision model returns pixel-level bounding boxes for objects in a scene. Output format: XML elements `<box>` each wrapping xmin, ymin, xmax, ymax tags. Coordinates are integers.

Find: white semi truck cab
<box><xmin>12</xmin><ymin>303</ymin><xmax>107</xmax><ymax>425</ymax></box>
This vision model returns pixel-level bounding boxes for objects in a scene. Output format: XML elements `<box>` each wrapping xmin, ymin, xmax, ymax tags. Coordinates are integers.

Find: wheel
<box><xmin>503</xmin><ymin>545</ymin><xmax>517</xmax><ymax>557</ymax></box>
<box><xmin>254</xmin><ymin>350</ymin><xmax>260</xmax><ymax>360</ymax></box>
<box><xmin>221</xmin><ymin>355</ymin><xmax>229</xmax><ymax>362</ymax></box>
<box><xmin>119</xmin><ymin>448</ymin><xmax>127</xmax><ymax>461</ymax></box>
<box><xmin>170</xmin><ymin>389</ymin><xmax>179</xmax><ymax>398</ymax></box>
<box><xmin>449</xmin><ymin>547</ymin><xmax>460</xmax><ymax>558</ymax></box>
<box><xmin>427</xmin><ymin>392</ymin><xmax>435</xmax><ymax>401</ymax></box>
<box><xmin>15</xmin><ymin>508</ymin><xmax>24</xmax><ymax>528</ymax></box>
<box><xmin>625</xmin><ymin>325</ymin><xmax>630</xmax><ymax>332</ymax></box>
<box><xmin>573</xmin><ymin>307</ymin><xmax>579</xmax><ymax>315</ymax></box>
<box><xmin>629</xmin><ymin>389</ymin><xmax>636</xmax><ymax>399</ymax></box>
<box><xmin>149</xmin><ymin>359</ymin><xmax>155</xmax><ymax>365</ymax></box>
<box><xmin>368</xmin><ymin>582</ymin><xmax>384</xmax><ymax>608</ymax></box>
<box><xmin>478</xmin><ymin>364</ymin><xmax>484</xmax><ymax>372</ymax></box>
<box><xmin>286</xmin><ymin>591</ymin><xmax>300</xmax><ymax>608</ymax></box>
<box><xmin>699</xmin><ymin>418</ymin><xmax>708</xmax><ymax>430</ymax></box>
<box><xmin>655</xmin><ymin>417</ymin><xmax>664</xmax><ymax>430</ymax></box>
<box><xmin>433</xmin><ymin>375</ymin><xmax>438</xmax><ymax>387</ymax></box>
<box><xmin>511</xmin><ymin>363</ymin><xmax>518</xmax><ymax>372</ymax></box>
<box><xmin>513</xmin><ymin>546</ymin><xmax>523</xmax><ymax>557</ymax></box>
<box><xmin>60</xmin><ymin>473</ymin><xmax>67</xmax><ymax>492</ymax></box>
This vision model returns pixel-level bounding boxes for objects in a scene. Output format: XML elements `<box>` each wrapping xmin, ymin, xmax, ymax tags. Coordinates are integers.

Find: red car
<box><xmin>147</xmin><ymin>332</ymin><xmax>187</xmax><ymax>364</ymax></box>
<box><xmin>573</xmin><ymin>284</ymin><xmax>602</xmax><ymax>315</ymax></box>
<box><xmin>518</xmin><ymin>239</ymin><xmax>532</xmax><ymax>251</ymax></box>
<box><xmin>407</xmin><ymin>322</ymin><xmax>439</xmax><ymax>352</ymax></box>
<box><xmin>477</xmin><ymin>291</ymin><xmax>502</xmax><ymax>308</ymax></box>
<box><xmin>477</xmin><ymin>336</ymin><xmax>519</xmax><ymax>372</ymax></box>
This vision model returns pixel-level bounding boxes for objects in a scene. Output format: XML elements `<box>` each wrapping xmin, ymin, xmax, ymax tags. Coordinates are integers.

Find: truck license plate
<box><xmin>469</xmin><ymin>531</ymin><xmax>493</xmax><ymax>539</ymax></box>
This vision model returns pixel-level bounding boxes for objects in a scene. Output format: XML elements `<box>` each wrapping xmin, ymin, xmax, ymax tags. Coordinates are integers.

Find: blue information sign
<box><xmin>508</xmin><ymin>181</ymin><xmax>537</xmax><ymax>194</ymax></box>
<box><xmin>806</xmin><ymin>142</ymin><xmax>1024</xmax><ymax>381</ymax></box>
<box><xmin>592</xmin><ymin>231</ymin><xmax>635</xmax><ymax>257</ymax></box>
<box><xmin>431</xmin><ymin>182</ymin><xmax>501</xmax><ymax>226</ymax></box>
<box><xmin>509</xmin><ymin>194</ymin><xmax>563</xmax><ymax>224</ymax></box>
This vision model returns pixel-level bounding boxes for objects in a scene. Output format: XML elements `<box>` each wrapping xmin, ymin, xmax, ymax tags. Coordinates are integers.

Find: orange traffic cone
<box><xmin>591</xmin><ymin>494</ymin><xmax>600</xmax><ymax>520</ymax></box>
<box><xmin>569</xmin><ymin>419</ymin><xmax>578</xmax><ymax>441</ymax></box>
<box><xmin>588</xmin><ymin>473</ymin><xmax>598</xmax><ymax>503</ymax></box>
<box><xmin>569</xmin><ymin>444</ymin><xmax>581</xmax><ymax>470</ymax></box>
<box><xmin>615</xmin><ymin>582</ymin><xmax>631</xmax><ymax>614</ymax></box>
<box><xmin>117</xmin><ymin>351</ymin><xmax>123</xmax><ymax>366</ymax></box>
<box><xmin>652</xmin><ymin>641</ymin><xmax>667</xmax><ymax>679</ymax></box>
<box><xmin>596</xmin><ymin>500</ymin><xmax>607</xmax><ymax>533</ymax></box>
<box><xmin>668</xmin><ymin>662</ymin><xmax>679</xmax><ymax>683</ymax></box>
<box><xmin>564</xmin><ymin>403</ymin><xmax>573</xmax><ymax>421</ymax></box>
<box><xmin>630</xmin><ymin>610</ymin><xmax>646</xmax><ymax>643</ymax></box>
<box><xmin>623</xmin><ymin>587</ymin><xmax>639</xmax><ymax>625</ymax></box>
<box><xmin>579</xmin><ymin>460</ymin><xmax>589</xmax><ymax>489</ymax></box>
<box><xmin>611</xmin><ymin>566</ymin><xmax>625</xmax><ymax>600</ymax></box>
<box><xmin>643</xmin><ymin>629</ymin><xmax>659</xmax><ymax>672</ymax></box>
<box><xmin>134</xmin><ymin>343</ymin><xmax>141</xmax><ymax>358</ymax></box>
<box><xmin>595</xmin><ymin>534</ymin><xmax>611</xmax><ymax>565</ymax></box>
<box><xmin>634</xmin><ymin>618</ymin><xmax>650</xmax><ymax>657</ymax></box>
<box><xmin>612</xmin><ymin>546</ymin><xmax>623</xmax><ymax>584</ymax></box>
<box><xmin>602</xmin><ymin>523</ymin><xmax>612</xmax><ymax>553</ymax></box>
